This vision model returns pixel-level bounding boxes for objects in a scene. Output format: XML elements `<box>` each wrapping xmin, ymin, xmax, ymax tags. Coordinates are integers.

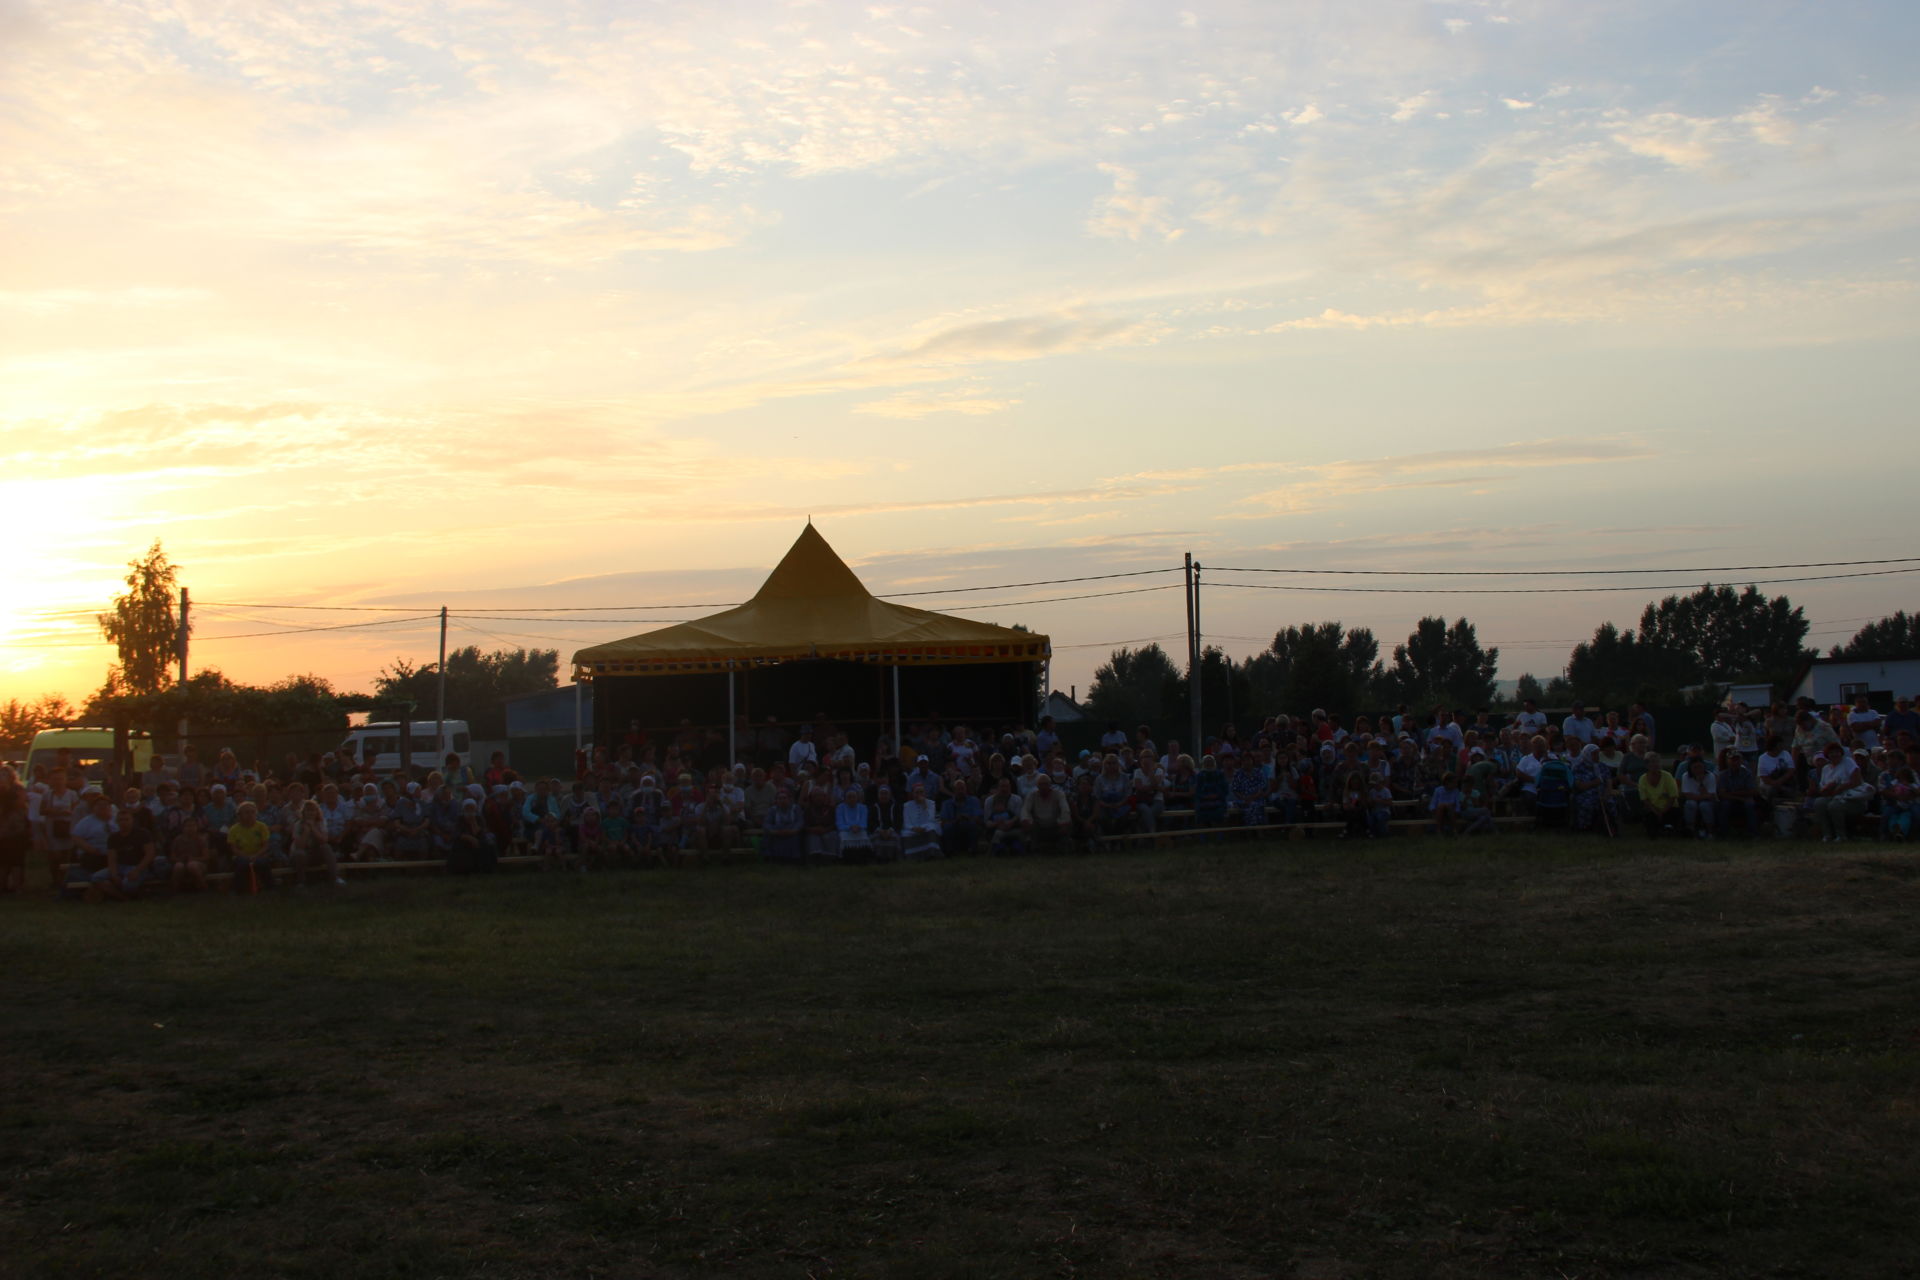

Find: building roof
<box><xmin>572</xmin><ymin>525</ymin><xmax>1051</xmax><ymax>678</ymax></box>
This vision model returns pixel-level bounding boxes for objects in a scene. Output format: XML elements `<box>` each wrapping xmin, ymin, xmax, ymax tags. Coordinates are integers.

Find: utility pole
<box><xmin>1185</xmin><ymin>554</ymin><xmax>1201</xmax><ymax>755</ymax></box>
<box><xmin>436</xmin><ymin>605</ymin><xmax>448</xmax><ymax>767</ymax></box>
<box><xmin>177</xmin><ymin>586</ymin><xmax>191</xmax><ymax>758</ymax></box>
<box><xmin>177</xmin><ymin>586</ymin><xmax>190</xmax><ymax>685</ymax></box>
<box><xmin>1192</xmin><ymin>559</ymin><xmax>1205</xmax><ymax>752</ymax></box>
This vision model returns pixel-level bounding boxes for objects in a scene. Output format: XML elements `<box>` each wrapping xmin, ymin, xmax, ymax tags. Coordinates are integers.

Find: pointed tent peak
<box><xmin>750</xmin><ymin>524</ymin><xmax>873</xmax><ymax>602</ymax></box>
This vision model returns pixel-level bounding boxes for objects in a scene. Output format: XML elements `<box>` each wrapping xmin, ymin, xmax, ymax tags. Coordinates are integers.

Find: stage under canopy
<box><xmin>572</xmin><ymin>526</ymin><xmax>1049</xmax><ymax>757</ymax></box>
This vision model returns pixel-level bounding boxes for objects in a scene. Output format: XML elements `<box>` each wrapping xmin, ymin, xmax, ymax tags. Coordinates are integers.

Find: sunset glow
<box><xmin>5</xmin><ymin>1</ymin><xmax>1917</xmax><ymax>702</ymax></box>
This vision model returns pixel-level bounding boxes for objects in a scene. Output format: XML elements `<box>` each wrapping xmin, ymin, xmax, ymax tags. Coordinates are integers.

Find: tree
<box><xmin>1635</xmin><ymin>584</ymin><xmax>1811</xmax><ymax>686</ymax></box>
<box><xmin>1512</xmin><ymin>673</ymin><xmax>1546</xmax><ymax>706</ymax></box>
<box><xmin>0</xmin><ymin>694</ymin><xmax>77</xmax><ymax>751</ymax></box>
<box><xmin>1384</xmin><ymin>616</ymin><xmax>1499</xmax><ymax>708</ymax></box>
<box><xmin>1084</xmin><ymin>643</ymin><xmax>1184</xmax><ymax>727</ymax></box>
<box><xmin>1192</xmin><ymin>645</ymin><xmax>1254</xmax><ymax>729</ymax></box>
<box><xmin>97</xmin><ymin>540</ymin><xmax>184</xmax><ymax>696</ymax></box>
<box><xmin>1564</xmin><ymin>621</ymin><xmax>1692</xmax><ymax>707</ymax></box>
<box><xmin>1242</xmin><ymin>621</ymin><xmax>1382</xmax><ymax>715</ymax></box>
<box><xmin>1828</xmin><ymin>610</ymin><xmax>1920</xmax><ymax>661</ymax></box>
<box><xmin>373</xmin><ymin>645</ymin><xmax>561</xmax><ymax>738</ymax></box>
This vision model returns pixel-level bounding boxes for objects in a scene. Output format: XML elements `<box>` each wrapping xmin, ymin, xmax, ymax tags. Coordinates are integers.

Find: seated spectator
<box><xmin>1020</xmin><ymin>772</ymin><xmax>1071</xmax><ymax>854</ymax></box>
<box><xmin>1228</xmin><ymin>755</ymin><xmax>1269</xmax><ymax>827</ymax></box>
<box><xmin>834</xmin><ymin>787</ymin><xmax>873</xmax><ymax>863</ymax></box>
<box><xmin>290</xmin><ymin>799</ymin><xmax>341</xmax><ymax>886</ymax></box>
<box><xmin>1755</xmin><ymin>736</ymin><xmax>1799</xmax><ymax>835</ymax></box>
<box><xmin>1428</xmin><ymin>772</ymin><xmax>1464</xmax><ymax>836</ymax></box>
<box><xmin>1880</xmin><ymin>765</ymin><xmax>1916</xmax><ymax>839</ymax></box>
<box><xmin>1182</xmin><ymin>756</ymin><xmax>1228</xmax><ymax>825</ymax></box>
<box><xmin>1807</xmin><ymin>741</ymin><xmax>1872</xmax><ymax>842</ymax></box>
<box><xmin>984</xmin><ymin>778</ymin><xmax>1023</xmax><ymax>855</ymax></box>
<box><xmin>1638</xmin><ymin>756</ymin><xmax>1682</xmax><ymax>837</ymax></box>
<box><xmin>1679</xmin><ymin>758</ymin><xmax>1718</xmax><ymax>839</ymax></box>
<box><xmin>351</xmin><ymin>784</ymin><xmax>390</xmax><ymax>860</ymax></box>
<box><xmin>227</xmin><ymin>801</ymin><xmax>276</xmax><ymax>892</ymax></box>
<box><xmin>940</xmin><ymin>779</ymin><xmax>984</xmax><ymax>856</ymax></box>
<box><xmin>1717</xmin><ymin>750</ymin><xmax>1761</xmax><ymax>837</ymax></box>
<box><xmin>761</xmin><ymin>788</ymin><xmax>805</xmax><ymax>863</ymax></box>
<box><xmin>868</xmin><ymin>785</ymin><xmax>902</xmax><ymax>863</ymax></box>
<box><xmin>800</xmin><ymin>777</ymin><xmax>838</xmax><ymax>862</ymax></box>
<box><xmin>1365</xmin><ymin>772</ymin><xmax>1394</xmax><ymax>838</ymax></box>
<box><xmin>1571</xmin><ymin>744</ymin><xmax>1618</xmax><ymax>834</ymax></box>
<box><xmin>454</xmin><ymin>799</ymin><xmax>496</xmax><ymax>873</ymax></box>
<box><xmin>169</xmin><ymin>813</ymin><xmax>212</xmax><ymax>891</ymax></box>
<box><xmin>901</xmin><ymin>783</ymin><xmax>942</xmax><ymax>860</ymax></box>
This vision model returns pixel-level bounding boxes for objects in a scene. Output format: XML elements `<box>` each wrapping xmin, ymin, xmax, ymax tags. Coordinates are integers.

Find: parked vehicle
<box><xmin>22</xmin><ymin>727</ymin><xmax>154</xmax><ymax>786</ymax></box>
<box><xmin>340</xmin><ymin>721</ymin><xmax>470</xmax><ymax>773</ymax></box>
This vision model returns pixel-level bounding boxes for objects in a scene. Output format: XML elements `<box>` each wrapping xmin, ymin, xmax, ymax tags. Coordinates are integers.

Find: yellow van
<box><xmin>21</xmin><ymin>727</ymin><xmax>154</xmax><ymax>788</ymax></box>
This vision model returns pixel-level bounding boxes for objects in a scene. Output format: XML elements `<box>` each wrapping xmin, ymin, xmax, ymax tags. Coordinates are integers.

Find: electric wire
<box><xmin>1206</xmin><ymin>556</ymin><xmax>1920</xmax><ymax>577</ymax></box>
<box><xmin>1202</xmin><ymin>566</ymin><xmax>1920</xmax><ymax>595</ymax></box>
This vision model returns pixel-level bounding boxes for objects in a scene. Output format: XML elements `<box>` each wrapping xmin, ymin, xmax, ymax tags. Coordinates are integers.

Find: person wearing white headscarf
<box><xmin>1571</xmin><ymin>743</ymin><xmax>1615</xmax><ymax>834</ymax></box>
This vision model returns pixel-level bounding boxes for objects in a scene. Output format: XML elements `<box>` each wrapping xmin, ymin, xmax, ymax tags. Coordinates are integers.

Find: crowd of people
<box><xmin>2</xmin><ymin>690</ymin><xmax>1913</xmax><ymax>899</ymax></box>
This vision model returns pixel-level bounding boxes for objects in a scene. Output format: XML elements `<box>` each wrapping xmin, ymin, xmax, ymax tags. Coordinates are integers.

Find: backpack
<box><xmin>1534</xmin><ymin>758</ymin><xmax>1573</xmax><ymax>809</ymax></box>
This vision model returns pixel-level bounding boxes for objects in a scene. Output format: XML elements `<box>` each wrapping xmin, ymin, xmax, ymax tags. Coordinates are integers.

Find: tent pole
<box><xmin>727</xmin><ymin>668</ymin><xmax>736</xmax><ymax>767</ymax></box>
<box><xmin>892</xmin><ymin>665</ymin><xmax>901</xmax><ymax>764</ymax></box>
<box><xmin>574</xmin><ymin>678</ymin><xmax>582</xmax><ymax>752</ymax></box>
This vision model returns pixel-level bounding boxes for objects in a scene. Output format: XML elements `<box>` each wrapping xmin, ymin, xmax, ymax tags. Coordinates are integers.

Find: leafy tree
<box><xmin>1242</xmin><ymin>621</ymin><xmax>1382</xmax><ymax>715</ymax></box>
<box><xmin>1564</xmin><ymin>622</ymin><xmax>1693</xmax><ymax>706</ymax></box>
<box><xmin>1084</xmin><ymin>643</ymin><xmax>1184</xmax><ymax>727</ymax></box>
<box><xmin>1384</xmin><ymin>616</ymin><xmax>1499</xmax><ymax>709</ymax></box>
<box><xmin>0</xmin><ymin>694</ymin><xmax>77</xmax><ymax>751</ymax></box>
<box><xmin>374</xmin><ymin>645</ymin><xmax>561</xmax><ymax>738</ymax></box>
<box><xmin>1512</xmin><ymin>673</ymin><xmax>1546</xmax><ymax>706</ymax></box>
<box><xmin>1635</xmin><ymin>584</ymin><xmax>1811</xmax><ymax>686</ymax></box>
<box><xmin>1828</xmin><ymin>610</ymin><xmax>1920</xmax><ymax>661</ymax></box>
<box><xmin>97</xmin><ymin>540</ymin><xmax>185</xmax><ymax>695</ymax></box>
<box><xmin>1191</xmin><ymin>645</ymin><xmax>1254</xmax><ymax>728</ymax></box>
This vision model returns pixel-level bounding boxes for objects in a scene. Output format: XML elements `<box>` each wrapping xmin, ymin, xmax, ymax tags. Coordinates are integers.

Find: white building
<box><xmin>1789</xmin><ymin>657</ymin><xmax>1920</xmax><ymax>706</ymax></box>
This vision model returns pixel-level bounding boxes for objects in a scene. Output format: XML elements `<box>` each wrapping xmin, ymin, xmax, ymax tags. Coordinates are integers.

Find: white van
<box><xmin>339</xmin><ymin>721</ymin><xmax>470</xmax><ymax>773</ymax></box>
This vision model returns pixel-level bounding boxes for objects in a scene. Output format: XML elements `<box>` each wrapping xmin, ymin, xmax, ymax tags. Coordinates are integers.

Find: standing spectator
<box><xmin>787</xmin><ymin>725</ymin><xmax>820</xmax><ymax>772</ymax></box>
<box><xmin>1561</xmin><ymin>704</ymin><xmax>1596</xmax><ymax>747</ymax></box>
<box><xmin>0</xmin><ymin>768</ymin><xmax>27</xmax><ymax>895</ymax></box>
<box><xmin>1846</xmin><ymin>692</ymin><xmax>1884</xmax><ymax>751</ymax></box>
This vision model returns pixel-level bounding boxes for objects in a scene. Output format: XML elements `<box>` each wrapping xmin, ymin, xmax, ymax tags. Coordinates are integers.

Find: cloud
<box><xmin>1283</xmin><ymin>103</ymin><xmax>1324</xmax><ymax>125</ymax></box>
<box><xmin>874</xmin><ymin>311</ymin><xmax>1160</xmax><ymax>367</ymax></box>
<box><xmin>853</xmin><ymin>391</ymin><xmax>1022</xmax><ymax>419</ymax></box>
<box><xmin>1235</xmin><ymin>438</ymin><xmax>1657</xmax><ymax>515</ymax></box>
<box><xmin>1086</xmin><ymin>163</ymin><xmax>1184</xmax><ymax>242</ymax></box>
<box><xmin>1390</xmin><ymin>90</ymin><xmax>1434</xmax><ymax>122</ymax></box>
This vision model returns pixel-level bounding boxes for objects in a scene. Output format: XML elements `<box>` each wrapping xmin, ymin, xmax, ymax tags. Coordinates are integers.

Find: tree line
<box><xmin>1</xmin><ymin>542</ymin><xmax>560</xmax><ymax>752</ymax></box>
<box><xmin>1086</xmin><ymin>583</ymin><xmax>1920</xmax><ymax>724</ymax></box>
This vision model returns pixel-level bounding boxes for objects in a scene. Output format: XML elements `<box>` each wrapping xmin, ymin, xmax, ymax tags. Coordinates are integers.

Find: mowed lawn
<box><xmin>4</xmin><ymin>840</ymin><xmax>1918</xmax><ymax>1279</ymax></box>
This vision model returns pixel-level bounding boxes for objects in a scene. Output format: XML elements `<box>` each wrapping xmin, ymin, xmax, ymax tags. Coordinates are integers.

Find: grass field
<box><xmin>4</xmin><ymin>838</ymin><xmax>1918</xmax><ymax>1279</ymax></box>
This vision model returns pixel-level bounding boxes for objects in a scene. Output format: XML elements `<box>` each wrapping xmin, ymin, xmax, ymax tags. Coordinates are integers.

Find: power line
<box><xmin>1207</xmin><ymin>556</ymin><xmax>1920</xmax><ymax>577</ymax></box>
<box><xmin>1203</xmin><ymin>566</ymin><xmax>1920</xmax><ymax>595</ymax></box>
<box><xmin>941</xmin><ymin>583</ymin><xmax>1185</xmax><ymax>611</ymax></box>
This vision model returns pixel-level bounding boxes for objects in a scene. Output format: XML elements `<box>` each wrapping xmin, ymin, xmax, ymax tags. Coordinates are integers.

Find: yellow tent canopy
<box><xmin>572</xmin><ymin>525</ymin><xmax>1051</xmax><ymax>679</ymax></box>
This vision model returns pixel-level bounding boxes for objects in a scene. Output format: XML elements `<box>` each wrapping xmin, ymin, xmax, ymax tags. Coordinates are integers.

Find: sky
<box><xmin>3</xmin><ymin>0</ymin><xmax>1918</xmax><ymax>705</ymax></box>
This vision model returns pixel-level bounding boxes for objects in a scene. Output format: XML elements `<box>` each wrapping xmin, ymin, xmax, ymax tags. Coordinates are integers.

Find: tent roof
<box><xmin>573</xmin><ymin>525</ymin><xmax>1050</xmax><ymax>677</ymax></box>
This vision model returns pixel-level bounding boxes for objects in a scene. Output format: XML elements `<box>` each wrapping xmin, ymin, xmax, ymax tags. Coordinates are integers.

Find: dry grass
<box><xmin>3</xmin><ymin>837</ymin><xmax>1917</xmax><ymax>1278</ymax></box>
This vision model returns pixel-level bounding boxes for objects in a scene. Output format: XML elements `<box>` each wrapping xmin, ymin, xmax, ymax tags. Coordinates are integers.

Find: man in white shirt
<box><xmin>1513</xmin><ymin>699</ymin><xmax>1548</xmax><ymax>736</ymax></box>
<box><xmin>1807</xmin><ymin>741</ymin><xmax>1872</xmax><ymax>841</ymax></box>
<box><xmin>1561</xmin><ymin>704</ymin><xmax>1596</xmax><ymax>747</ymax></box>
<box><xmin>1709</xmin><ymin>710</ymin><xmax>1738</xmax><ymax>760</ymax></box>
<box><xmin>787</xmin><ymin>726</ymin><xmax>819</xmax><ymax>771</ymax></box>
<box><xmin>1846</xmin><ymin>693</ymin><xmax>1883</xmax><ymax>750</ymax></box>
<box><xmin>901</xmin><ymin>782</ymin><xmax>942</xmax><ymax>860</ymax></box>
